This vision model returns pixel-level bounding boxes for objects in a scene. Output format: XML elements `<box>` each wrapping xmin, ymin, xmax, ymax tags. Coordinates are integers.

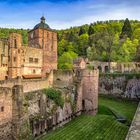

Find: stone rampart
<box><xmin>125</xmin><ymin>102</ymin><xmax>140</xmax><ymax>140</ymax></box>
<box><xmin>0</xmin><ymin>87</ymin><xmax>12</xmax><ymax>140</ymax></box>
<box><xmin>0</xmin><ymin>69</ymin><xmax>99</xmax><ymax>139</ymax></box>
<box><xmin>99</xmin><ymin>74</ymin><xmax>140</xmax><ymax>99</ymax></box>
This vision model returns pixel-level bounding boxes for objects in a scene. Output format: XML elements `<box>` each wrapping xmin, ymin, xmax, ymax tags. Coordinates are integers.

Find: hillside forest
<box><xmin>0</xmin><ymin>18</ymin><xmax>140</xmax><ymax>69</ymax></box>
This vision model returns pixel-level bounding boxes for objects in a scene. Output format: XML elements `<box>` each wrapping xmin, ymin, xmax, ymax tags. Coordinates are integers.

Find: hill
<box><xmin>0</xmin><ymin>19</ymin><xmax>140</xmax><ymax>69</ymax></box>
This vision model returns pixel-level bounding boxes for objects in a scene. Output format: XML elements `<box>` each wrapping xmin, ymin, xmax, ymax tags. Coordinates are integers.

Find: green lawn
<box><xmin>39</xmin><ymin>96</ymin><xmax>138</xmax><ymax>140</ymax></box>
<box><xmin>99</xmin><ymin>95</ymin><xmax>138</xmax><ymax>121</ymax></box>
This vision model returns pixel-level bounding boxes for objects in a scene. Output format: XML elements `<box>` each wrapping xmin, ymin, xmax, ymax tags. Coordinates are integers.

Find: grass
<box><xmin>99</xmin><ymin>95</ymin><xmax>138</xmax><ymax>121</ymax></box>
<box><xmin>39</xmin><ymin>96</ymin><xmax>138</xmax><ymax>140</ymax></box>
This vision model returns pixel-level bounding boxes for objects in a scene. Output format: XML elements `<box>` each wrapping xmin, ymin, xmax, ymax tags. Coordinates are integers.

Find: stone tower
<box><xmin>8</xmin><ymin>33</ymin><xmax>22</xmax><ymax>78</ymax></box>
<box><xmin>75</xmin><ymin>69</ymin><xmax>99</xmax><ymax>115</ymax></box>
<box><xmin>28</xmin><ymin>17</ymin><xmax>57</xmax><ymax>77</ymax></box>
<box><xmin>82</xmin><ymin>69</ymin><xmax>99</xmax><ymax>115</ymax></box>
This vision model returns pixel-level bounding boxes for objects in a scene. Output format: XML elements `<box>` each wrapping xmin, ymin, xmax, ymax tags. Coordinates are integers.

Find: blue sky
<box><xmin>0</xmin><ymin>0</ymin><xmax>140</xmax><ymax>29</ymax></box>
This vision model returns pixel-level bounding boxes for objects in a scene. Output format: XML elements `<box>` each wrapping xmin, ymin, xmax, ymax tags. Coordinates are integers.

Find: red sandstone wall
<box><xmin>28</xmin><ymin>28</ymin><xmax>57</xmax><ymax>76</ymax></box>
<box><xmin>8</xmin><ymin>33</ymin><xmax>22</xmax><ymax>78</ymax></box>
<box><xmin>82</xmin><ymin>69</ymin><xmax>99</xmax><ymax>115</ymax></box>
<box><xmin>0</xmin><ymin>87</ymin><xmax>12</xmax><ymax>140</ymax></box>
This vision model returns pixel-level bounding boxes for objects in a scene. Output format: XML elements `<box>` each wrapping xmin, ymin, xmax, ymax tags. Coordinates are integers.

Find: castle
<box><xmin>0</xmin><ymin>17</ymin><xmax>99</xmax><ymax>140</ymax></box>
<box><xmin>0</xmin><ymin>16</ymin><xmax>57</xmax><ymax>80</ymax></box>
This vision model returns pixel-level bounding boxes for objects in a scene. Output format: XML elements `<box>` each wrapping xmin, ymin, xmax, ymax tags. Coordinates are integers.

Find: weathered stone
<box><xmin>126</xmin><ymin>103</ymin><xmax>140</xmax><ymax>140</ymax></box>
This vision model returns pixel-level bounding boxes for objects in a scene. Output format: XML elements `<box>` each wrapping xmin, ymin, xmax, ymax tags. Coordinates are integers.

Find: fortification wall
<box><xmin>125</xmin><ymin>102</ymin><xmax>140</xmax><ymax>140</ymax></box>
<box><xmin>99</xmin><ymin>74</ymin><xmax>140</xmax><ymax>99</ymax></box>
<box><xmin>0</xmin><ymin>71</ymin><xmax>53</xmax><ymax>92</ymax></box>
<box><xmin>82</xmin><ymin>69</ymin><xmax>99</xmax><ymax>115</ymax></box>
<box><xmin>25</xmin><ymin>89</ymin><xmax>73</xmax><ymax>137</ymax></box>
<box><xmin>0</xmin><ymin>87</ymin><xmax>12</xmax><ymax>140</ymax></box>
<box><xmin>53</xmin><ymin>70</ymin><xmax>73</xmax><ymax>83</ymax></box>
<box><xmin>0</xmin><ymin>69</ymin><xmax>99</xmax><ymax>139</ymax></box>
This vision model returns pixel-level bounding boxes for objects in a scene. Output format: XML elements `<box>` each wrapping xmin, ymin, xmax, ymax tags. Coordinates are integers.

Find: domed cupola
<box><xmin>34</xmin><ymin>16</ymin><xmax>51</xmax><ymax>30</ymax></box>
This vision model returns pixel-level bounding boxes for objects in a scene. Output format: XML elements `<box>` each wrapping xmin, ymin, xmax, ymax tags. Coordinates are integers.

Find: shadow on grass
<box><xmin>98</xmin><ymin>105</ymin><xmax>131</xmax><ymax>126</ymax></box>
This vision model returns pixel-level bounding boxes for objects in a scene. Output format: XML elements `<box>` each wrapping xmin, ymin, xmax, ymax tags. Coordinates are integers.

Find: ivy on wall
<box><xmin>43</xmin><ymin>88</ymin><xmax>64</xmax><ymax>108</ymax></box>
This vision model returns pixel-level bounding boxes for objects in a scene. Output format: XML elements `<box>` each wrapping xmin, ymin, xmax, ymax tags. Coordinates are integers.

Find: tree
<box><xmin>92</xmin><ymin>30</ymin><xmax>115</xmax><ymax>72</ymax></box>
<box><xmin>78</xmin><ymin>33</ymin><xmax>89</xmax><ymax>56</ymax></box>
<box><xmin>67</xmin><ymin>31</ymin><xmax>79</xmax><ymax>42</ymax></box>
<box><xmin>58</xmin><ymin>51</ymin><xmax>78</xmax><ymax>69</ymax></box>
<box><xmin>133</xmin><ymin>28</ymin><xmax>140</xmax><ymax>40</ymax></box>
<box><xmin>58</xmin><ymin>39</ymin><xmax>69</xmax><ymax>56</ymax></box>
<box><xmin>88</xmin><ymin>24</ymin><xmax>95</xmax><ymax>35</ymax></box>
<box><xmin>116</xmin><ymin>38</ymin><xmax>139</xmax><ymax>62</ymax></box>
<box><xmin>135</xmin><ymin>45</ymin><xmax>140</xmax><ymax>61</ymax></box>
<box><xmin>79</xmin><ymin>27</ymin><xmax>86</xmax><ymax>36</ymax></box>
<box><xmin>87</xmin><ymin>46</ymin><xmax>97</xmax><ymax>61</ymax></box>
<box><xmin>120</xmin><ymin>18</ymin><xmax>132</xmax><ymax>39</ymax></box>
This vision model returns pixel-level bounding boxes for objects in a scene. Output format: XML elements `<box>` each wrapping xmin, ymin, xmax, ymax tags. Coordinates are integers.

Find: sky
<box><xmin>0</xmin><ymin>0</ymin><xmax>140</xmax><ymax>29</ymax></box>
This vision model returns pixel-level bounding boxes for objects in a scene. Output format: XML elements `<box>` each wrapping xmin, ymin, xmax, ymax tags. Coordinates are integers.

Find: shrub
<box><xmin>43</xmin><ymin>88</ymin><xmax>64</xmax><ymax>108</ymax></box>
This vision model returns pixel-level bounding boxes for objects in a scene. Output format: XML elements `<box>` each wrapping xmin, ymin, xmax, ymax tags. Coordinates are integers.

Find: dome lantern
<box><xmin>41</xmin><ymin>16</ymin><xmax>45</xmax><ymax>23</ymax></box>
<box><xmin>33</xmin><ymin>16</ymin><xmax>51</xmax><ymax>30</ymax></box>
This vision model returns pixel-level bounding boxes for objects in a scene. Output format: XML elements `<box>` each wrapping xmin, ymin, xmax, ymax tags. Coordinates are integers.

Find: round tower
<box><xmin>81</xmin><ymin>69</ymin><xmax>99</xmax><ymax>115</ymax></box>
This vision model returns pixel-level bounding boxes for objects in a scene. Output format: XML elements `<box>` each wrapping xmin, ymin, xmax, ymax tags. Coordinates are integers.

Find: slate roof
<box><xmin>33</xmin><ymin>16</ymin><xmax>51</xmax><ymax>30</ymax></box>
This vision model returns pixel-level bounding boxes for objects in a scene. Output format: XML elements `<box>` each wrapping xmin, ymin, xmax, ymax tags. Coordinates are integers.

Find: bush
<box><xmin>43</xmin><ymin>88</ymin><xmax>64</xmax><ymax>108</ymax></box>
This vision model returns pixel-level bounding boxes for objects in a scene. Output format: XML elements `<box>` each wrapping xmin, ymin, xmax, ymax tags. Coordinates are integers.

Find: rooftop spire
<box><xmin>40</xmin><ymin>16</ymin><xmax>45</xmax><ymax>23</ymax></box>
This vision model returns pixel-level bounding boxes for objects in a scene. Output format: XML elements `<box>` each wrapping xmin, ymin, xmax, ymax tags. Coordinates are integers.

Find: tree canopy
<box><xmin>0</xmin><ymin>19</ymin><xmax>140</xmax><ymax>70</ymax></box>
<box><xmin>120</xmin><ymin>18</ymin><xmax>132</xmax><ymax>39</ymax></box>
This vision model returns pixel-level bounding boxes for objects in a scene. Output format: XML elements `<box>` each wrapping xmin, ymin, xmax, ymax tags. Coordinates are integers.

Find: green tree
<box><xmin>87</xmin><ymin>46</ymin><xmax>97</xmax><ymax>61</ymax></box>
<box><xmin>78</xmin><ymin>33</ymin><xmax>89</xmax><ymax>56</ymax></box>
<box><xmin>58</xmin><ymin>51</ymin><xmax>78</xmax><ymax>69</ymax></box>
<box><xmin>120</xmin><ymin>18</ymin><xmax>132</xmax><ymax>39</ymax></box>
<box><xmin>92</xmin><ymin>30</ymin><xmax>116</xmax><ymax>71</ymax></box>
<box><xmin>133</xmin><ymin>28</ymin><xmax>140</xmax><ymax>40</ymax></box>
<box><xmin>58</xmin><ymin>39</ymin><xmax>69</xmax><ymax>56</ymax></box>
<box><xmin>88</xmin><ymin>24</ymin><xmax>95</xmax><ymax>35</ymax></box>
<box><xmin>135</xmin><ymin>45</ymin><xmax>140</xmax><ymax>61</ymax></box>
<box><xmin>79</xmin><ymin>27</ymin><xmax>86</xmax><ymax>36</ymax></box>
<box><xmin>116</xmin><ymin>38</ymin><xmax>139</xmax><ymax>62</ymax></box>
<box><xmin>67</xmin><ymin>31</ymin><xmax>79</xmax><ymax>42</ymax></box>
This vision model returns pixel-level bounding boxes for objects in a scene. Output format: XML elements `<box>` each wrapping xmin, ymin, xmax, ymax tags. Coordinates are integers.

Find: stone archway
<box><xmin>105</xmin><ymin>66</ymin><xmax>109</xmax><ymax>73</ymax></box>
<box><xmin>98</xmin><ymin>66</ymin><xmax>102</xmax><ymax>73</ymax></box>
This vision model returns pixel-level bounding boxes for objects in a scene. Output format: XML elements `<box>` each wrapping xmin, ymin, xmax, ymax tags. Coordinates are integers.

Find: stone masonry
<box><xmin>125</xmin><ymin>102</ymin><xmax>140</xmax><ymax>140</ymax></box>
<box><xmin>0</xmin><ymin>16</ymin><xmax>99</xmax><ymax>140</ymax></box>
<box><xmin>0</xmin><ymin>69</ymin><xmax>99</xmax><ymax>139</ymax></box>
<box><xmin>0</xmin><ymin>16</ymin><xmax>57</xmax><ymax>80</ymax></box>
<box><xmin>99</xmin><ymin>75</ymin><xmax>140</xmax><ymax>99</ymax></box>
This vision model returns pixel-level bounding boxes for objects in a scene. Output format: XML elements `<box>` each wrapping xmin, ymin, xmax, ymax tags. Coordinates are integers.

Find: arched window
<box><xmin>98</xmin><ymin>66</ymin><xmax>102</xmax><ymax>73</ymax></box>
<box><xmin>51</xmin><ymin>44</ymin><xmax>53</xmax><ymax>51</ymax></box>
<box><xmin>1</xmin><ymin>106</ymin><xmax>4</xmax><ymax>112</ymax></box>
<box><xmin>33</xmin><ymin>69</ymin><xmax>36</xmax><ymax>74</ymax></box>
<box><xmin>14</xmin><ymin>39</ymin><xmax>17</xmax><ymax>48</ymax></box>
<box><xmin>105</xmin><ymin>66</ymin><xmax>109</xmax><ymax>73</ymax></box>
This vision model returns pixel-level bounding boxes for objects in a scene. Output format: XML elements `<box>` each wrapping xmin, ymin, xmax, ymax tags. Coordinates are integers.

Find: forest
<box><xmin>0</xmin><ymin>18</ymin><xmax>140</xmax><ymax>69</ymax></box>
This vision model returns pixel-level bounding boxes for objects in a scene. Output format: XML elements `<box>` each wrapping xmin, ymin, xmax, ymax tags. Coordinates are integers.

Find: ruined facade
<box><xmin>0</xmin><ymin>16</ymin><xmax>57</xmax><ymax>80</ymax></box>
<box><xmin>99</xmin><ymin>75</ymin><xmax>140</xmax><ymax>99</ymax></box>
<box><xmin>0</xmin><ymin>69</ymin><xmax>99</xmax><ymax>140</ymax></box>
<box><xmin>90</xmin><ymin>61</ymin><xmax>140</xmax><ymax>73</ymax></box>
<box><xmin>0</xmin><ymin>17</ymin><xmax>99</xmax><ymax>140</ymax></box>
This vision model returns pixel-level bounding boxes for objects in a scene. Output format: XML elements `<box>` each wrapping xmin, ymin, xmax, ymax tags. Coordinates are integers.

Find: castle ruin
<box><xmin>0</xmin><ymin>17</ymin><xmax>99</xmax><ymax>140</ymax></box>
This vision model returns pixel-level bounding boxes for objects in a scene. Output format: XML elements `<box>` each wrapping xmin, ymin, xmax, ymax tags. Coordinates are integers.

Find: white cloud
<box><xmin>50</xmin><ymin>4</ymin><xmax>140</xmax><ymax>29</ymax></box>
<box><xmin>0</xmin><ymin>1</ymin><xmax>140</xmax><ymax>29</ymax></box>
